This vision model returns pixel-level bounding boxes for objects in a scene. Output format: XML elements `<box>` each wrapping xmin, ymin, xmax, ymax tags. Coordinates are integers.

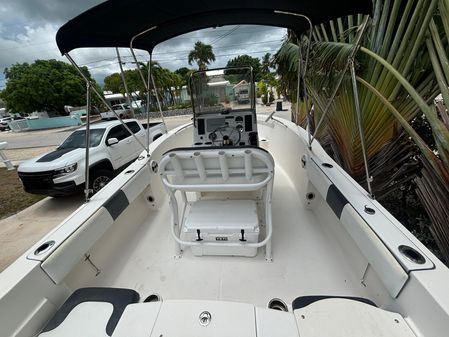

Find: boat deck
<box><xmin>87</xmin><ymin>165</ymin><xmax>367</xmax><ymax>308</ymax></box>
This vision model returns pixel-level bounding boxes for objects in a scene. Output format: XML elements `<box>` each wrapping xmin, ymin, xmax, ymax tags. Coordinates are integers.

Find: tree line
<box><xmin>0</xmin><ymin>41</ymin><xmax>278</xmax><ymax>114</ymax></box>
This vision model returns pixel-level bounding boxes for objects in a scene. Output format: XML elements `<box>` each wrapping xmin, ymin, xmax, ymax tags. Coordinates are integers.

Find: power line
<box><xmin>164</xmin><ymin>27</ymin><xmax>279</xmax><ymax>40</ymax></box>
<box><xmin>210</xmin><ymin>25</ymin><xmax>240</xmax><ymax>45</ymax></box>
<box><xmin>157</xmin><ymin>39</ymin><xmax>282</xmax><ymax>55</ymax></box>
<box><xmin>78</xmin><ymin>39</ymin><xmax>283</xmax><ymax>67</ymax></box>
<box><xmin>157</xmin><ymin>48</ymin><xmax>278</xmax><ymax>63</ymax></box>
<box><xmin>86</xmin><ymin>48</ymin><xmax>279</xmax><ymax>70</ymax></box>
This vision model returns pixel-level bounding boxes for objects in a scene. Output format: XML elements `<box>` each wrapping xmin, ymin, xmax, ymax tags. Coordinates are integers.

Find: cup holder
<box><xmin>144</xmin><ymin>294</ymin><xmax>162</xmax><ymax>303</ymax></box>
<box><xmin>150</xmin><ymin>160</ymin><xmax>158</xmax><ymax>173</ymax></box>
<box><xmin>398</xmin><ymin>245</ymin><xmax>426</xmax><ymax>264</ymax></box>
<box><xmin>34</xmin><ymin>240</ymin><xmax>55</xmax><ymax>256</ymax></box>
<box><xmin>306</xmin><ymin>192</ymin><xmax>315</xmax><ymax>200</ymax></box>
<box><xmin>364</xmin><ymin>206</ymin><xmax>375</xmax><ymax>215</ymax></box>
<box><xmin>268</xmin><ymin>298</ymin><xmax>288</xmax><ymax>312</ymax></box>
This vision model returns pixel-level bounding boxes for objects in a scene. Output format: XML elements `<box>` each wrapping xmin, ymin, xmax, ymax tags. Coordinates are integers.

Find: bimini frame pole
<box><xmin>129</xmin><ymin>27</ymin><xmax>166</xmax><ymax>135</ymax></box>
<box><xmin>302</xmin><ymin>16</ymin><xmax>373</xmax><ymax>197</ymax></box>
<box><xmin>65</xmin><ymin>53</ymin><xmax>148</xmax><ymax>151</ymax></box>
<box><xmin>84</xmin><ymin>82</ymin><xmax>92</xmax><ymax>202</ymax></box>
<box><xmin>65</xmin><ymin>52</ymin><xmax>149</xmax><ymax>201</ymax></box>
<box><xmin>129</xmin><ymin>26</ymin><xmax>157</xmax><ymax>90</ymax></box>
<box><xmin>150</xmin><ymin>58</ymin><xmax>166</xmax><ymax>127</ymax></box>
<box><xmin>146</xmin><ymin>58</ymin><xmax>151</xmax><ymax>152</ymax></box>
<box><xmin>294</xmin><ymin>41</ymin><xmax>301</xmax><ymax>125</ymax></box>
<box><xmin>310</xmin><ymin>15</ymin><xmax>370</xmax><ymax>146</ymax></box>
<box><xmin>274</xmin><ymin>11</ymin><xmax>313</xmax><ymax>145</ymax></box>
<box><xmin>115</xmin><ymin>47</ymin><xmax>137</xmax><ymax>118</ymax></box>
<box><xmin>350</xmin><ymin>59</ymin><xmax>373</xmax><ymax>198</ymax></box>
<box><xmin>347</xmin><ymin>18</ymin><xmax>373</xmax><ymax>192</ymax></box>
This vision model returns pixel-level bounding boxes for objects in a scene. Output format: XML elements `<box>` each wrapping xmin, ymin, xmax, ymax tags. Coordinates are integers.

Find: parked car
<box><xmin>1</xmin><ymin>116</ymin><xmax>26</xmax><ymax>131</ymax></box>
<box><xmin>100</xmin><ymin>103</ymin><xmax>132</xmax><ymax>120</ymax></box>
<box><xmin>0</xmin><ymin>116</ymin><xmax>12</xmax><ymax>131</ymax></box>
<box><xmin>17</xmin><ymin>119</ymin><xmax>166</xmax><ymax>196</ymax></box>
<box><xmin>236</xmin><ymin>88</ymin><xmax>250</xmax><ymax>104</ymax></box>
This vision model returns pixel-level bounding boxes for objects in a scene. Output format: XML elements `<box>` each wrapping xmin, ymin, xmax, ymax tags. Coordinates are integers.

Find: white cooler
<box><xmin>183</xmin><ymin>199</ymin><xmax>260</xmax><ymax>257</ymax></box>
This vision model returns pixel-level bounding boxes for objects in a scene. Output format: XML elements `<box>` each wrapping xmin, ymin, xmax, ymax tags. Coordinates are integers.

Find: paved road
<box><xmin>0</xmin><ymin>126</ymin><xmax>75</xmax><ymax>149</ymax></box>
<box><xmin>0</xmin><ymin>195</ymin><xmax>83</xmax><ymax>272</ymax></box>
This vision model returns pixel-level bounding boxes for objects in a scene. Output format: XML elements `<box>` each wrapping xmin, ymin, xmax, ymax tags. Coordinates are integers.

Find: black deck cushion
<box><xmin>326</xmin><ymin>184</ymin><xmax>349</xmax><ymax>218</ymax></box>
<box><xmin>42</xmin><ymin>287</ymin><xmax>140</xmax><ymax>336</ymax></box>
<box><xmin>104</xmin><ymin>189</ymin><xmax>129</xmax><ymax>220</ymax></box>
<box><xmin>292</xmin><ymin>295</ymin><xmax>377</xmax><ymax>310</ymax></box>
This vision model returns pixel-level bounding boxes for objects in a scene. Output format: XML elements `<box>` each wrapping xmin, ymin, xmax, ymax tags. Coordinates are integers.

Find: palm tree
<box><xmin>274</xmin><ymin>0</ymin><xmax>449</xmax><ymax>262</ymax></box>
<box><xmin>138</xmin><ymin>61</ymin><xmax>180</xmax><ymax>108</ymax></box>
<box><xmin>188</xmin><ymin>41</ymin><xmax>216</xmax><ymax>71</ymax></box>
<box><xmin>261</xmin><ymin>53</ymin><xmax>272</xmax><ymax>74</ymax></box>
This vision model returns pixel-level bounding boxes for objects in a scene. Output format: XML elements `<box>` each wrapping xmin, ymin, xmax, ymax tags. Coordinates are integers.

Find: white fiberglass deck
<box><xmin>85</xmin><ymin>165</ymin><xmax>367</xmax><ymax>308</ymax></box>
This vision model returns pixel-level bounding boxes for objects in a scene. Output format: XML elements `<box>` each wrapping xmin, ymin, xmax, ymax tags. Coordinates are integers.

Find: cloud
<box><xmin>0</xmin><ymin>0</ymin><xmax>101</xmax><ymax>26</ymax></box>
<box><xmin>0</xmin><ymin>0</ymin><xmax>286</xmax><ymax>87</ymax></box>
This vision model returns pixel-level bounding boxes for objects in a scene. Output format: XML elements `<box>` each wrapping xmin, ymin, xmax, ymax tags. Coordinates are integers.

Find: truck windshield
<box><xmin>58</xmin><ymin>129</ymin><xmax>106</xmax><ymax>149</ymax></box>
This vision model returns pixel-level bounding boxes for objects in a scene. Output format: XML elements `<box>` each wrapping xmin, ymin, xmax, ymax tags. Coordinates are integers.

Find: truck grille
<box><xmin>18</xmin><ymin>171</ymin><xmax>55</xmax><ymax>190</ymax></box>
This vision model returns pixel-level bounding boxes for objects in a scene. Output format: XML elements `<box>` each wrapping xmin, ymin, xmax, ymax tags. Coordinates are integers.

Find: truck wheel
<box><xmin>90</xmin><ymin>169</ymin><xmax>113</xmax><ymax>193</ymax></box>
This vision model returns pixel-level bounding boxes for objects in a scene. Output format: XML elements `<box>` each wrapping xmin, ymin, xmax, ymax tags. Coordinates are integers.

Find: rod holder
<box><xmin>244</xmin><ymin>150</ymin><xmax>253</xmax><ymax>180</ymax></box>
<box><xmin>218</xmin><ymin>151</ymin><xmax>229</xmax><ymax>181</ymax></box>
<box><xmin>169</xmin><ymin>153</ymin><xmax>184</xmax><ymax>181</ymax></box>
<box><xmin>193</xmin><ymin>152</ymin><xmax>206</xmax><ymax>181</ymax></box>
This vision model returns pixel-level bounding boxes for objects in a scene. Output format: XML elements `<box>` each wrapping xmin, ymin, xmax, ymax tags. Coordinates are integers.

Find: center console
<box><xmin>194</xmin><ymin>110</ymin><xmax>258</xmax><ymax>146</ymax></box>
<box><xmin>190</xmin><ymin>66</ymin><xmax>258</xmax><ymax>147</ymax></box>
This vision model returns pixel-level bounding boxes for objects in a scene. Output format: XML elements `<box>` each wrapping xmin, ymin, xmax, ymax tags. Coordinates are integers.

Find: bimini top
<box><xmin>56</xmin><ymin>0</ymin><xmax>372</xmax><ymax>54</ymax></box>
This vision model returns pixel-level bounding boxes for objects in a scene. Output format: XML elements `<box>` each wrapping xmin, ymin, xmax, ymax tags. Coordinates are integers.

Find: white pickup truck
<box><xmin>17</xmin><ymin>119</ymin><xmax>166</xmax><ymax>196</ymax></box>
<box><xmin>100</xmin><ymin>103</ymin><xmax>132</xmax><ymax>120</ymax></box>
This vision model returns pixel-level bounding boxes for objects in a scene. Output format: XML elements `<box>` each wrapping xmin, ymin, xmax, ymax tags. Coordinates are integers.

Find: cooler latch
<box><xmin>240</xmin><ymin>229</ymin><xmax>247</xmax><ymax>242</ymax></box>
<box><xmin>196</xmin><ymin>229</ymin><xmax>203</xmax><ymax>241</ymax></box>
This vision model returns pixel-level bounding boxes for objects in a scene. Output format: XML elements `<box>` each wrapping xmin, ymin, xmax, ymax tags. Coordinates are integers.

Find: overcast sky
<box><xmin>0</xmin><ymin>0</ymin><xmax>286</xmax><ymax>88</ymax></box>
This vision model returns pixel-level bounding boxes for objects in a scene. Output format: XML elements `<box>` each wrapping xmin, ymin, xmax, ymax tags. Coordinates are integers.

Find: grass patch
<box><xmin>0</xmin><ymin>168</ymin><xmax>44</xmax><ymax>220</ymax></box>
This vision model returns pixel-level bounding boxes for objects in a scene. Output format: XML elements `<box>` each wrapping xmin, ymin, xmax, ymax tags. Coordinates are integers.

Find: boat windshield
<box><xmin>190</xmin><ymin>67</ymin><xmax>255</xmax><ymax>116</ymax></box>
<box><xmin>58</xmin><ymin>129</ymin><xmax>106</xmax><ymax>149</ymax></box>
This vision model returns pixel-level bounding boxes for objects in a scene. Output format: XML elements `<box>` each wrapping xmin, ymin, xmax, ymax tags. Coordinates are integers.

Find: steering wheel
<box><xmin>209</xmin><ymin>125</ymin><xmax>242</xmax><ymax>146</ymax></box>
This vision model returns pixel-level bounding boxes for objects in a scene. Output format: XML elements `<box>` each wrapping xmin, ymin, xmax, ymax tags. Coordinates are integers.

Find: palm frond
<box><xmin>274</xmin><ymin>0</ymin><xmax>449</xmax><ymax>262</ymax></box>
